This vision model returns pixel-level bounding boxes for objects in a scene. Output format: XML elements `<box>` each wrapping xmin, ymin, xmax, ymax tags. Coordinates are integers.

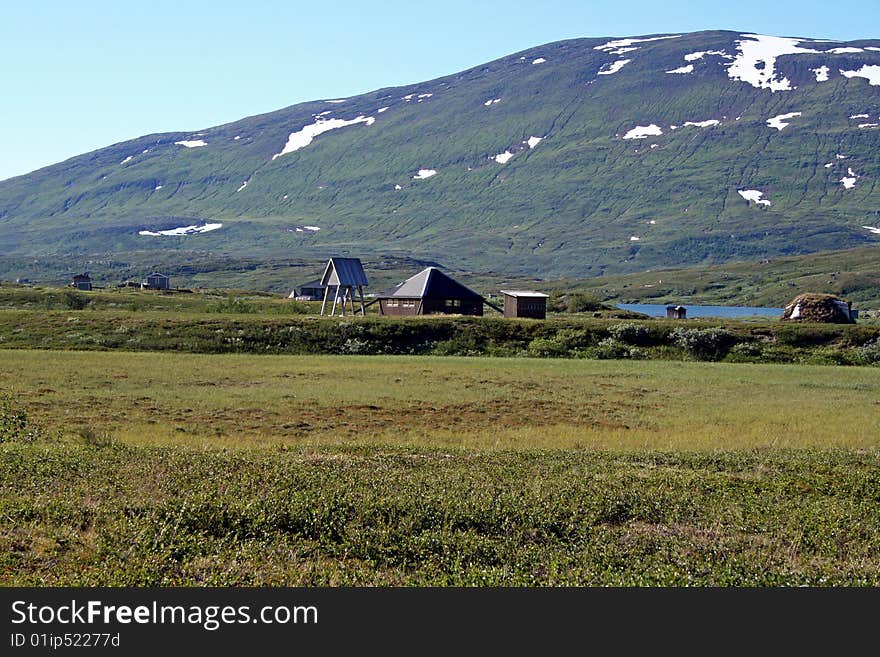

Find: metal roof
<box><xmin>500</xmin><ymin>290</ymin><xmax>549</xmax><ymax>298</ymax></box>
<box><xmin>320</xmin><ymin>258</ymin><xmax>368</xmax><ymax>287</ymax></box>
<box><xmin>297</xmin><ymin>279</ymin><xmax>324</xmax><ymax>290</ymax></box>
<box><xmin>378</xmin><ymin>267</ymin><xmax>482</xmax><ymax>300</ymax></box>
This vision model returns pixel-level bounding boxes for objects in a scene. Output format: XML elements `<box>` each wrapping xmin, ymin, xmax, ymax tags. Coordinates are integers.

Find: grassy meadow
<box><xmin>2</xmin><ymin>349</ymin><xmax>879</xmax><ymax>585</ymax></box>
<box><xmin>2</xmin><ymin>350</ymin><xmax>879</xmax><ymax>450</ymax></box>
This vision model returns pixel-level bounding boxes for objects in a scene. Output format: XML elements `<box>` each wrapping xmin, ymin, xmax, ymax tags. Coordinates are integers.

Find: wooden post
<box><xmin>320</xmin><ymin>285</ymin><xmax>330</xmax><ymax>316</ymax></box>
<box><xmin>331</xmin><ymin>285</ymin><xmax>339</xmax><ymax>316</ymax></box>
<box><xmin>358</xmin><ymin>285</ymin><xmax>366</xmax><ymax>315</ymax></box>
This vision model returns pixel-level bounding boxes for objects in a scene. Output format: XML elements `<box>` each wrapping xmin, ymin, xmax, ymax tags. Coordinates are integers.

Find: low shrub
<box><xmin>671</xmin><ymin>327</ymin><xmax>738</xmax><ymax>361</ymax></box>
<box><xmin>0</xmin><ymin>395</ymin><xmax>39</xmax><ymax>443</ymax></box>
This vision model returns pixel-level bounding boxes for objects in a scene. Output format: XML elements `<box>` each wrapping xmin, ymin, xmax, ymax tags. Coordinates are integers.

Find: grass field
<box><xmin>2</xmin><ymin>350</ymin><xmax>879</xmax><ymax>586</ymax></box>
<box><xmin>2</xmin><ymin>350</ymin><xmax>880</xmax><ymax>450</ymax></box>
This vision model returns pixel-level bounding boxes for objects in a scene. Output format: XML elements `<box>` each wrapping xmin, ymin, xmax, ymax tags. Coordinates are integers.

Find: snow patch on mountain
<box><xmin>826</xmin><ymin>47</ymin><xmax>864</xmax><ymax>54</ymax></box>
<box><xmin>484</xmin><ymin>98</ymin><xmax>501</xmax><ymax>107</ymax></box>
<box><xmin>727</xmin><ymin>34</ymin><xmax>819</xmax><ymax>91</ymax></box>
<box><xmin>684</xmin><ymin>120</ymin><xmax>720</xmax><ymax>128</ymax></box>
<box><xmin>594</xmin><ymin>35</ymin><xmax>681</xmax><ymax>55</ymax></box>
<box><xmin>766</xmin><ymin>112</ymin><xmax>802</xmax><ymax>130</ymax></box>
<box><xmin>174</xmin><ymin>140</ymin><xmax>207</xmax><ymax>148</ymax></box>
<box><xmin>525</xmin><ymin>136</ymin><xmax>543</xmax><ymax>148</ymax></box>
<box><xmin>532</xmin><ymin>58</ymin><xmax>546</xmax><ymax>64</ymax></box>
<box><xmin>863</xmin><ymin>226</ymin><xmax>880</xmax><ymax>234</ymax></box>
<box><xmin>684</xmin><ymin>50</ymin><xmax>731</xmax><ymax>61</ymax></box>
<box><xmin>412</xmin><ymin>169</ymin><xmax>437</xmax><ymax>180</ymax></box>
<box><xmin>840</xmin><ymin>65</ymin><xmax>880</xmax><ymax>86</ymax></box>
<box><xmin>738</xmin><ymin>189</ymin><xmax>772</xmax><ymax>206</ymax></box>
<box><xmin>812</xmin><ymin>66</ymin><xmax>830</xmax><ymax>82</ymax></box>
<box><xmin>667</xmin><ymin>65</ymin><xmax>694</xmax><ymax>74</ymax></box>
<box><xmin>272</xmin><ymin>115</ymin><xmax>376</xmax><ymax>159</ymax></box>
<box><xmin>598</xmin><ymin>59</ymin><xmax>630</xmax><ymax>75</ymax></box>
<box><xmin>623</xmin><ymin>124</ymin><xmax>663</xmax><ymax>139</ymax></box>
<box><xmin>139</xmin><ymin>223</ymin><xmax>222</xmax><ymax>236</ymax></box>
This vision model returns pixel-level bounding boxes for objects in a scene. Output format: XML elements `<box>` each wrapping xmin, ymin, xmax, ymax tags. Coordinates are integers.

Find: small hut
<box><xmin>781</xmin><ymin>293</ymin><xmax>855</xmax><ymax>323</ymax></box>
<box><xmin>377</xmin><ymin>267</ymin><xmax>484</xmax><ymax>316</ymax></box>
<box><xmin>289</xmin><ymin>279</ymin><xmax>325</xmax><ymax>301</ymax></box>
<box><xmin>666</xmin><ymin>305</ymin><xmax>687</xmax><ymax>319</ymax></box>
<box><xmin>320</xmin><ymin>257</ymin><xmax>368</xmax><ymax>316</ymax></box>
<box><xmin>70</xmin><ymin>273</ymin><xmax>92</xmax><ymax>291</ymax></box>
<box><xmin>142</xmin><ymin>272</ymin><xmax>170</xmax><ymax>290</ymax></box>
<box><xmin>501</xmin><ymin>290</ymin><xmax>549</xmax><ymax>319</ymax></box>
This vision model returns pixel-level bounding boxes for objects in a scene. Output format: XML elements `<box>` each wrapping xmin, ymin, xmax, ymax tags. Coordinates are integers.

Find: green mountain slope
<box><xmin>1</xmin><ymin>30</ymin><xmax>879</xmax><ymax>279</ymax></box>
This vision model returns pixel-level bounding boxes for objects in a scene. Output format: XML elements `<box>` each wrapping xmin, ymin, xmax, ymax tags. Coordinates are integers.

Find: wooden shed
<box><xmin>143</xmin><ymin>272</ymin><xmax>170</xmax><ymax>290</ymax></box>
<box><xmin>70</xmin><ymin>273</ymin><xmax>92</xmax><ymax>291</ymax></box>
<box><xmin>290</xmin><ymin>279</ymin><xmax>325</xmax><ymax>301</ymax></box>
<box><xmin>666</xmin><ymin>305</ymin><xmax>687</xmax><ymax>319</ymax></box>
<box><xmin>501</xmin><ymin>290</ymin><xmax>549</xmax><ymax>319</ymax></box>
<box><xmin>377</xmin><ymin>267</ymin><xmax>483</xmax><ymax>316</ymax></box>
<box><xmin>320</xmin><ymin>257</ymin><xmax>369</xmax><ymax>316</ymax></box>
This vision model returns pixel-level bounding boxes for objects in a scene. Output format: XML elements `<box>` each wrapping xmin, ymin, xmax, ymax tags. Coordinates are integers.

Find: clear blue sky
<box><xmin>1</xmin><ymin>0</ymin><xmax>877</xmax><ymax>181</ymax></box>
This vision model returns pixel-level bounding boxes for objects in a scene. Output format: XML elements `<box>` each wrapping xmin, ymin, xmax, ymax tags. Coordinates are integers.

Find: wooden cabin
<box><xmin>70</xmin><ymin>273</ymin><xmax>92</xmax><ymax>291</ymax></box>
<box><xmin>666</xmin><ymin>305</ymin><xmax>687</xmax><ymax>319</ymax></box>
<box><xmin>290</xmin><ymin>279</ymin><xmax>325</xmax><ymax>301</ymax></box>
<box><xmin>501</xmin><ymin>290</ymin><xmax>549</xmax><ymax>319</ymax></box>
<box><xmin>378</xmin><ymin>267</ymin><xmax>483</xmax><ymax>316</ymax></box>
<box><xmin>142</xmin><ymin>272</ymin><xmax>170</xmax><ymax>290</ymax></box>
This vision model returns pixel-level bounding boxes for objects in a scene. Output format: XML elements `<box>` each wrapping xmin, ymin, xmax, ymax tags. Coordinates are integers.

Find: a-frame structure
<box><xmin>319</xmin><ymin>257</ymin><xmax>369</xmax><ymax>316</ymax></box>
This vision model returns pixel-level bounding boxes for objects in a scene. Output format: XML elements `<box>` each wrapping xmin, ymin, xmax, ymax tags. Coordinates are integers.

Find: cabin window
<box><xmin>387</xmin><ymin>299</ymin><xmax>399</xmax><ymax>307</ymax></box>
<box><xmin>445</xmin><ymin>299</ymin><xmax>461</xmax><ymax>308</ymax></box>
<box><xmin>402</xmin><ymin>300</ymin><xmax>416</xmax><ymax>308</ymax></box>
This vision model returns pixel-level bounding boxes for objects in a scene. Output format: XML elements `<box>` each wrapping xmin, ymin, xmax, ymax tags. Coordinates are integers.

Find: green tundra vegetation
<box><xmin>1</xmin><ymin>351</ymin><xmax>879</xmax><ymax>585</ymax></box>
<box><xmin>1</xmin><ymin>281</ymin><xmax>878</xmax><ymax>586</ymax></box>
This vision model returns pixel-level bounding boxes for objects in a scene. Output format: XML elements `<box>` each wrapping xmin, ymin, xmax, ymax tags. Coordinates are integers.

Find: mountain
<box><xmin>1</xmin><ymin>30</ymin><xmax>879</xmax><ymax>282</ymax></box>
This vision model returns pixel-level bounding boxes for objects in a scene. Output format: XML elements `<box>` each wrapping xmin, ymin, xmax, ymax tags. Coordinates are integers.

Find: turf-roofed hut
<box><xmin>377</xmin><ymin>267</ymin><xmax>484</xmax><ymax>316</ymax></box>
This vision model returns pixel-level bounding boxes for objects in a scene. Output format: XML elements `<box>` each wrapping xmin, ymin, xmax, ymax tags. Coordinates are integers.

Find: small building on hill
<box><xmin>781</xmin><ymin>293</ymin><xmax>855</xmax><ymax>324</ymax></box>
<box><xmin>290</xmin><ymin>279</ymin><xmax>325</xmax><ymax>301</ymax></box>
<box><xmin>142</xmin><ymin>272</ymin><xmax>170</xmax><ymax>290</ymax></box>
<box><xmin>70</xmin><ymin>273</ymin><xmax>92</xmax><ymax>291</ymax></box>
<box><xmin>501</xmin><ymin>290</ymin><xmax>549</xmax><ymax>319</ymax></box>
<box><xmin>378</xmin><ymin>267</ymin><xmax>484</xmax><ymax>316</ymax></box>
<box><xmin>666</xmin><ymin>305</ymin><xmax>687</xmax><ymax>319</ymax></box>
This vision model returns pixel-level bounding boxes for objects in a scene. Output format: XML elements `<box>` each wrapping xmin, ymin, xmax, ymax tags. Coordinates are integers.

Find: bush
<box><xmin>857</xmin><ymin>338</ymin><xmax>880</xmax><ymax>366</ymax></box>
<box><xmin>566</xmin><ymin>293</ymin><xmax>603</xmax><ymax>313</ymax></box>
<box><xmin>671</xmin><ymin>327</ymin><xmax>738</xmax><ymax>361</ymax></box>
<box><xmin>0</xmin><ymin>394</ymin><xmax>38</xmax><ymax>443</ymax></box>
<box><xmin>62</xmin><ymin>290</ymin><xmax>90</xmax><ymax>310</ymax></box>
<box><xmin>526</xmin><ymin>329</ymin><xmax>593</xmax><ymax>358</ymax></box>
<box><xmin>607</xmin><ymin>322</ymin><xmax>651</xmax><ymax>346</ymax></box>
<box><xmin>582</xmin><ymin>337</ymin><xmax>645</xmax><ymax>360</ymax></box>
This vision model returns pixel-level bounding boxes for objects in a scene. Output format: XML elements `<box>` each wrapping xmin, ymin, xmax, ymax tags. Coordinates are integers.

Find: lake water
<box><xmin>617</xmin><ymin>303</ymin><xmax>784</xmax><ymax>319</ymax></box>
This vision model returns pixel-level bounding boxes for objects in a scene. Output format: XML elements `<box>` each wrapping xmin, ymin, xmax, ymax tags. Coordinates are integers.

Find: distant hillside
<box><xmin>553</xmin><ymin>246</ymin><xmax>880</xmax><ymax>308</ymax></box>
<box><xmin>1</xmin><ymin>30</ymin><xmax>879</xmax><ymax>279</ymax></box>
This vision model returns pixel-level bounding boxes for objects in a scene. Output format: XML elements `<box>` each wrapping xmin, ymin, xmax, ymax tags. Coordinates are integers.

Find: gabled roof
<box><xmin>146</xmin><ymin>272</ymin><xmax>169</xmax><ymax>279</ymax></box>
<box><xmin>320</xmin><ymin>257</ymin><xmax>368</xmax><ymax>287</ymax></box>
<box><xmin>297</xmin><ymin>279</ymin><xmax>324</xmax><ymax>290</ymax></box>
<box><xmin>378</xmin><ymin>267</ymin><xmax>482</xmax><ymax>300</ymax></box>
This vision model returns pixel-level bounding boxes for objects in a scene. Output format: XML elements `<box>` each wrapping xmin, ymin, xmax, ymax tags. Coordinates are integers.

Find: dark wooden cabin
<box><xmin>143</xmin><ymin>272</ymin><xmax>170</xmax><ymax>290</ymax></box>
<box><xmin>70</xmin><ymin>273</ymin><xmax>92</xmax><ymax>291</ymax></box>
<box><xmin>378</xmin><ymin>267</ymin><xmax>483</xmax><ymax>316</ymax></box>
<box><xmin>290</xmin><ymin>279</ymin><xmax>325</xmax><ymax>301</ymax></box>
<box><xmin>501</xmin><ymin>290</ymin><xmax>549</xmax><ymax>319</ymax></box>
<box><xmin>666</xmin><ymin>305</ymin><xmax>687</xmax><ymax>319</ymax></box>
